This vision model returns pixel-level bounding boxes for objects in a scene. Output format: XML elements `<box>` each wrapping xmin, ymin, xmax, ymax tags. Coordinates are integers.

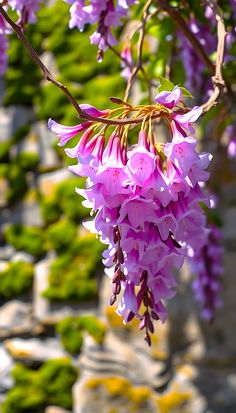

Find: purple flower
<box><xmin>121</xmin><ymin>44</ymin><xmax>133</xmax><ymax>80</ymax></box>
<box><xmin>48</xmin><ymin>118</ymin><xmax>92</xmax><ymax>146</ymax></box>
<box><xmin>178</xmin><ymin>17</ymin><xmax>216</xmax><ymax>96</ymax></box>
<box><xmin>155</xmin><ymin>85</ymin><xmax>182</xmax><ymax>109</ymax></box>
<box><xmin>8</xmin><ymin>0</ymin><xmax>42</xmax><ymax>24</ymax></box>
<box><xmin>66</xmin><ymin>0</ymin><xmax>136</xmax><ymax>59</ymax></box>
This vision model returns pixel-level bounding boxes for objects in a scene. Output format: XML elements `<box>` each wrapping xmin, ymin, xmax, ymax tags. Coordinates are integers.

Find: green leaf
<box><xmin>157</xmin><ymin>76</ymin><xmax>174</xmax><ymax>92</ymax></box>
<box><xmin>179</xmin><ymin>86</ymin><xmax>194</xmax><ymax>99</ymax></box>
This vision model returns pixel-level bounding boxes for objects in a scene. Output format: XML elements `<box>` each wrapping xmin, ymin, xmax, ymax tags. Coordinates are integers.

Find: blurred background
<box><xmin>1</xmin><ymin>1</ymin><xmax>236</xmax><ymax>413</ymax></box>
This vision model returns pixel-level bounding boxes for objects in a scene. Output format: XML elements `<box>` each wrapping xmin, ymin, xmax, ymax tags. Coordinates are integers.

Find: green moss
<box><xmin>0</xmin><ymin>261</ymin><xmax>34</xmax><ymax>299</ymax></box>
<box><xmin>47</xmin><ymin>218</ymin><xmax>78</xmax><ymax>253</ymax></box>
<box><xmin>12</xmin><ymin>125</ymin><xmax>31</xmax><ymax>143</ymax></box>
<box><xmin>0</xmin><ymin>163</ymin><xmax>28</xmax><ymax>205</ymax></box>
<box><xmin>0</xmin><ymin>141</ymin><xmax>11</xmax><ymax>162</ymax></box>
<box><xmin>57</xmin><ymin>315</ymin><xmax>106</xmax><ymax>355</ymax></box>
<box><xmin>55</xmin><ymin>177</ymin><xmax>89</xmax><ymax>222</ymax></box>
<box><xmin>4</xmin><ymin>224</ymin><xmax>46</xmax><ymax>258</ymax></box>
<box><xmin>4</xmin><ymin>25</ymin><xmax>42</xmax><ymax>106</ymax></box>
<box><xmin>40</xmin><ymin>177</ymin><xmax>89</xmax><ymax>226</ymax></box>
<box><xmin>57</xmin><ymin>316</ymin><xmax>84</xmax><ymax>355</ymax></box>
<box><xmin>17</xmin><ymin>151</ymin><xmax>40</xmax><ymax>171</ymax></box>
<box><xmin>43</xmin><ymin>233</ymin><xmax>104</xmax><ymax>302</ymax></box>
<box><xmin>79</xmin><ymin>315</ymin><xmax>106</xmax><ymax>344</ymax></box>
<box><xmin>40</xmin><ymin>197</ymin><xmax>61</xmax><ymax>226</ymax></box>
<box><xmin>2</xmin><ymin>359</ymin><xmax>78</xmax><ymax>413</ymax></box>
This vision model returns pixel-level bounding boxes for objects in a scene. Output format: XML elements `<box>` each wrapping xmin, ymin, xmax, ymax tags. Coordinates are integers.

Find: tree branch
<box><xmin>201</xmin><ymin>0</ymin><xmax>226</xmax><ymax>112</ymax></box>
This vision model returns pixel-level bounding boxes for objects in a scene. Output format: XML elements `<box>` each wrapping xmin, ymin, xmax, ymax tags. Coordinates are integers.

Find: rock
<box><xmin>33</xmin><ymin>258</ymin><xmax>97</xmax><ymax>325</ymax></box>
<box><xmin>0</xmin><ymin>177</ymin><xmax>9</xmax><ymax>208</ymax></box>
<box><xmin>73</xmin><ymin>376</ymin><xmax>159</xmax><ymax>413</ymax></box>
<box><xmin>0</xmin><ymin>108</ymin><xmax>14</xmax><ymax>142</ymax></box>
<box><xmin>1</xmin><ymin>198</ymin><xmax>43</xmax><ymax>228</ymax></box>
<box><xmin>0</xmin><ymin>260</ymin><xmax>8</xmax><ymax>272</ymax></box>
<box><xmin>0</xmin><ymin>300</ymin><xmax>39</xmax><ymax>338</ymax></box>
<box><xmin>0</xmin><ymin>244</ymin><xmax>15</xmax><ymax>260</ymax></box>
<box><xmin>4</xmin><ymin>338</ymin><xmax>67</xmax><ymax>362</ymax></box>
<box><xmin>38</xmin><ymin>168</ymin><xmax>71</xmax><ymax>198</ymax></box>
<box><xmin>45</xmin><ymin>407</ymin><xmax>71</xmax><ymax>413</ymax></box>
<box><xmin>33</xmin><ymin>258</ymin><xmax>51</xmax><ymax>322</ymax></box>
<box><xmin>12</xmin><ymin>251</ymin><xmax>34</xmax><ymax>263</ymax></box>
<box><xmin>0</xmin><ymin>345</ymin><xmax>14</xmax><ymax>391</ymax></box>
<box><xmin>13</xmin><ymin>131</ymin><xmax>38</xmax><ymax>158</ymax></box>
<box><xmin>97</xmin><ymin>275</ymin><xmax>170</xmax><ymax>388</ymax></box>
<box><xmin>0</xmin><ymin>106</ymin><xmax>34</xmax><ymax>143</ymax></box>
<box><xmin>34</xmin><ymin>122</ymin><xmax>60</xmax><ymax>171</ymax></box>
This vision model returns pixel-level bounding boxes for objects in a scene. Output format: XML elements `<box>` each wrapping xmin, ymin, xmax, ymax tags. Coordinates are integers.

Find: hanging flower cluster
<box><xmin>49</xmin><ymin>86</ymin><xmax>213</xmax><ymax>344</ymax></box>
<box><xmin>65</xmin><ymin>0</ymin><xmax>136</xmax><ymax>61</ymax></box>
<box><xmin>189</xmin><ymin>224</ymin><xmax>224</xmax><ymax>322</ymax></box>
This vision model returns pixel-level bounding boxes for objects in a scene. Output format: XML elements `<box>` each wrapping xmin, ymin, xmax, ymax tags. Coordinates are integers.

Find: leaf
<box><xmin>157</xmin><ymin>76</ymin><xmax>174</xmax><ymax>92</ymax></box>
<box><xmin>179</xmin><ymin>86</ymin><xmax>194</xmax><ymax>98</ymax></box>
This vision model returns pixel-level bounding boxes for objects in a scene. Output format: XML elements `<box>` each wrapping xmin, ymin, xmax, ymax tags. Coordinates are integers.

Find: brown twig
<box><xmin>201</xmin><ymin>0</ymin><xmax>226</xmax><ymax>112</ymax></box>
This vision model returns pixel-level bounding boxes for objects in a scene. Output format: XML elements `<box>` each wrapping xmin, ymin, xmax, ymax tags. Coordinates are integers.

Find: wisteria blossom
<box><xmin>120</xmin><ymin>44</ymin><xmax>133</xmax><ymax>80</ymax></box>
<box><xmin>49</xmin><ymin>86</ymin><xmax>214</xmax><ymax>345</ymax></box>
<box><xmin>8</xmin><ymin>0</ymin><xmax>43</xmax><ymax>25</ymax></box>
<box><xmin>178</xmin><ymin>18</ymin><xmax>216</xmax><ymax>95</ymax></box>
<box><xmin>189</xmin><ymin>224</ymin><xmax>224</xmax><ymax>322</ymax></box>
<box><xmin>65</xmin><ymin>0</ymin><xmax>136</xmax><ymax>60</ymax></box>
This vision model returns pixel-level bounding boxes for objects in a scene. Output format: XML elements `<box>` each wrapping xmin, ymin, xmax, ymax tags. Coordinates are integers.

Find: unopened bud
<box><xmin>110</xmin><ymin>294</ymin><xmax>116</xmax><ymax>306</ymax></box>
<box><xmin>126</xmin><ymin>311</ymin><xmax>135</xmax><ymax>322</ymax></box>
<box><xmin>148</xmin><ymin>319</ymin><xmax>154</xmax><ymax>334</ymax></box>
<box><xmin>144</xmin><ymin>333</ymin><xmax>152</xmax><ymax>347</ymax></box>
<box><xmin>112</xmin><ymin>281</ymin><xmax>121</xmax><ymax>295</ymax></box>
<box><xmin>117</xmin><ymin>246</ymin><xmax>124</xmax><ymax>264</ymax></box>
<box><xmin>151</xmin><ymin>310</ymin><xmax>159</xmax><ymax>320</ymax></box>
<box><xmin>140</xmin><ymin>270</ymin><xmax>148</xmax><ymax>283</ymax></box>
<box><xmin>112</xmin><ymin>270</ymin><xmax>120</xmax><ymax>283</ymax></box>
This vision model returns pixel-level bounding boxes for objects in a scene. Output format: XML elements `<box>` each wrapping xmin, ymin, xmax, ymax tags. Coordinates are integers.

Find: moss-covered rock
<box><xmin>55</xmin><ymin>177</ymin><xmax>88</xmax><ymax>222</ymax></box>
<box><xmin>43</xmin><ymin>233</ymin><xmax>104</xmax><ymax>302</ymax></box>
<box><xmin>47</xmin><ymin>218</ymin><xmax>78</xmax><ymax>253</ymax></box>
<box><xmin>57</xmin><ymin>314</ymin><xmax>106</xmax><ymax>355</ymax></box>
<box><xmin>40</xmin><ymin>177</ymin><xmax>89</xmax><ymax>226</ymax></box>
<box><xmin>0</xmin><ymin>261</ymin><xmax>34</xmax><ymax>299</ymax></box>
<box><xmin>0</xmin><ymin>163</ymin><xmax>28</xmax><ymax>205</ymax></box>
<box><xmin>17</xmin><ymin>151</ymin><xmax>40</xmax><ymax>171</ymax></box>
<box><xmin>4</xmin><ymin>224</ymin><xmax>46</xmax><ymax>258</ymax></box>
<box><xmin>0</xmin><ymin>140</ymin><xmax>11</xmax><ymax>162</ymax></box>
<box><xmin>2</xmin><ymin>358</ymin><xmax>78</xmax><ymax>413</ymax></box>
